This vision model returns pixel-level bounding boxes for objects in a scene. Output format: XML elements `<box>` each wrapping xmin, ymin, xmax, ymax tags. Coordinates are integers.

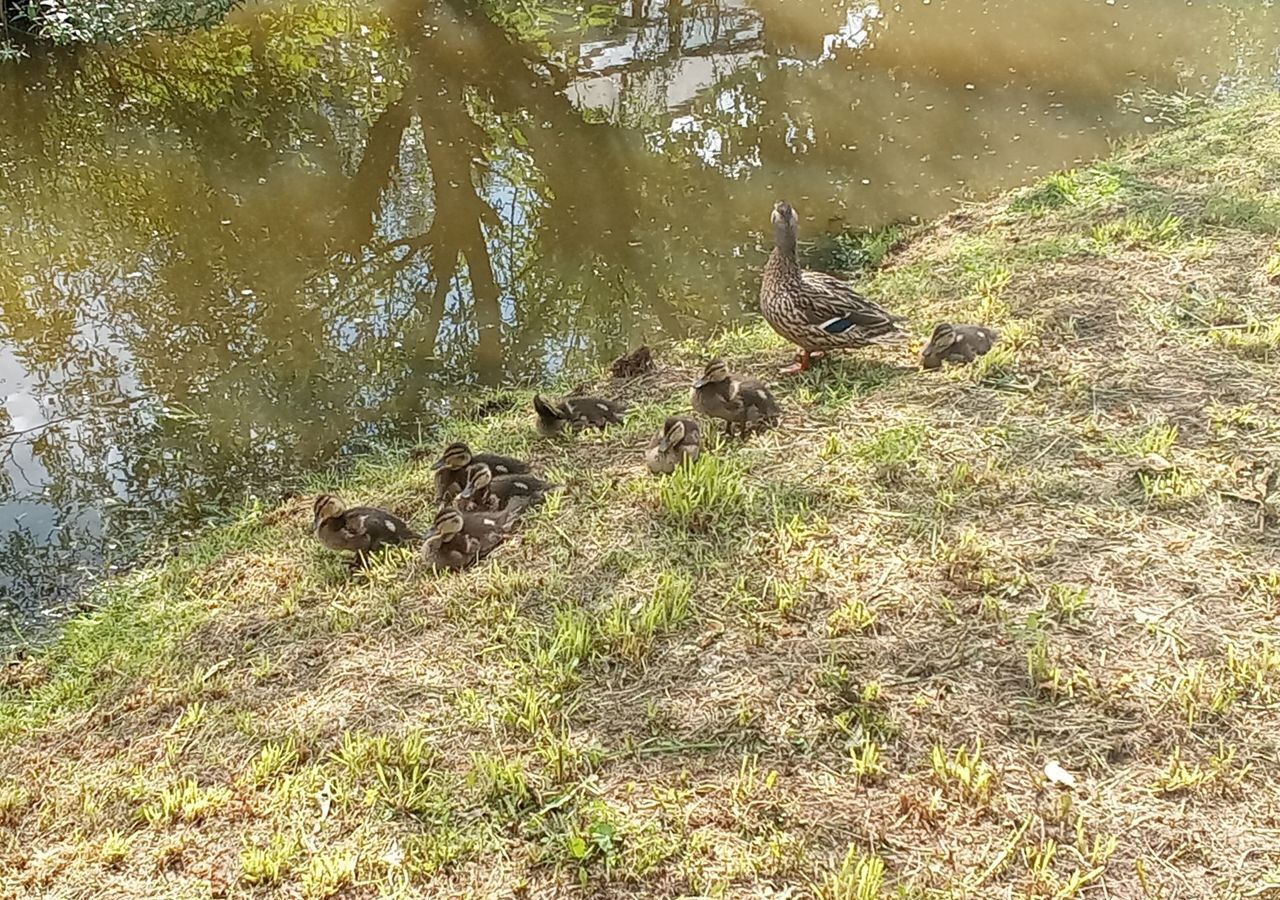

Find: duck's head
<box><xmin>533</xmin><ymin>394</ymin><xmax>565</xmax><ymax>422</ymax></box>
<box><xmin>422</xmin><ymin>507</ymin><xmax>464</xmax><ymax>545</ymax></box>
<box><xmin>458</xmin><ymin>463</ymin><xmax>493</xmax><ymax>500</ymax></box>
<box><xmin>313</xmin><ymin>493</ymin><xmax>345</xmax><ymax>524</ymax></box>
<box><xmin>694</xmin><ymin>358</ymin><xmax>730</xmax><ymax>389</ymax></box>
<box><xmin>657</xmin><ymin>417</ymin><xmax>688</xmax><ymax>453</ymax></box>
<box><xmin>771</xmin><ymin>200</ymin><xmax>799</xmax><ymax>249</ymax></box>
<box><xmin>929</xmin><ymin>322</ymin><xmax>954</xmax><ymax>342</ymax></box>
<box><xmin>431</xmin><ymin>442</ymin><xmax>473</xmax><ymax>472</ymax></box>
<box><xmin>533</xmin><ymin>395</ymin><xmax>570</xmax><ymax>436</ymax></box>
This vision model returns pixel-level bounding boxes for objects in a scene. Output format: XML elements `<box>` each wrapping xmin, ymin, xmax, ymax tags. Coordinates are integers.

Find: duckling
<box><xmin>312</xmin><ymin>494</ymin><xmax>419</xmax><ymax>564</ymax></box>
<box><xmin>430</xmin><ymin>441</ymin><xmax>531</xmax><ymax>501</ymax></box>
<box><xmin>610</xmin><ymin>345</ymin><xmax>655</xmax><ymax>378</ymax></box>
<box><xmin>458</xmin><ymin>462</ymin><xmax>558</xmax><ymax>512</ymax></box>
<box><xmin>920</xmin><ymin>323</ymin><xmax>999</xmax><ymax>370</ymax></box>
<box><xmin>645</xmin><ymin>416</ymin><xmax>701</xmax><ymax>475</ymax></box>
<box><xmin>458</xmin><ymin>503</ymin><xmax>523</xmax><ymax>541</ymax></box>
<box><xmin>691</xmin><ymin>358</ymin><xmax>780</xmax><ymax>438</ymax></box>
<box><xmin>533</xmin><ymin>394</ymin><xmax>628</xmax><ymax>436</ymax></box>
<box><xmin>420</xmin><ymin>508</ymin><xmax>482</xmax><ymax>572</ymax></box>
<box><xmin>422</xmin><ymin>502</ymin><xmax>522</xmax><ymax>571</ymax></box>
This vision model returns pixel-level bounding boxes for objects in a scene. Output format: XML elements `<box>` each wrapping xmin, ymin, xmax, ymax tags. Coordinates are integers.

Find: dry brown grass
<box><xmin>4</xmin><ymin>98</ymin><xmax>1280</xmax><ymax>898</ymax></box>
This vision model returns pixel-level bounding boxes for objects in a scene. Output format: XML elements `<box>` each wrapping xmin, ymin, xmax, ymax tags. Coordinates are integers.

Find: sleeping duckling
<box><xmin>458</xmin><ymin>463</ymin><xmax>558</xmax><ymax>512</ymax></box>
<box><xmin>313</xmin><ymin>494</ymin><xmax>419</xmax><ymax>564</ymax></box>
<box><xmin>533</xmin><ymin>394</ymin><xmax>628</xmax><ymax>437</ymax></box>
<box><xmin>430</xmin><ymin>441</ymin><xmax>531</xmax><ymax>501</ymax></box>
<box><xmin>691</xmin><ymin>358</ymin><xmax>780</xmax><ymax>438</ymax></box>
<box><xmin>920</xmin><ymin>323</ymin><xmax>999</xmax><ymax>370</ymax></box>
<box><xmin>645</xmin><ymin>416</ymin><xmax>701</xmax><ymax>475</ymax></box>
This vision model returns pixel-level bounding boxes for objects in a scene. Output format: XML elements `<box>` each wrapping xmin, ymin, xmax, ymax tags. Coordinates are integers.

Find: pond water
<box><xmin>1</xmin><ymin>0</ymin><xmax>1278</xmax><ymax>630</ymax></box>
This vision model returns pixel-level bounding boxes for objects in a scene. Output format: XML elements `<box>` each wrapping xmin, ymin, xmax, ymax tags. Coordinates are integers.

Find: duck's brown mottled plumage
<box><xmin>760</xmin><ymin>200</ymin><xmax>905</xmax><ymax>372</ymax></box>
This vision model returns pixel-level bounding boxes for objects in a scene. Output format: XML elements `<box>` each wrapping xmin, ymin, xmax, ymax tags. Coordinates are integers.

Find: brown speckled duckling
<box><xmin>458</xmin><ymin>463</ymin><xmax>558</xmax><ymax>512</ymax></box>
<box><xmin>691</xmin><ymin>358</ymin><xmax>779</xmax><ymax>439</ymax></box>
<box><xmin>312</xmin><ymin>494</ymin><xmax>418</xmax><ymax>563</ymax></box>
<box><xmin>920</xmin><ymin>323</ymin><xmax>999</xmax><ymax>370</ymax></box>
<box><xmin>533</xmin><ymin>394</ymin><xmax>628</xmax><ymax>436</ymax></box>
<box><xmin>421</xmin><ymin>508</ymin><xmax>482</xmax><ymax>572</ymax></box>
<box><xmin>645</xmin><ymin>416</ymin><xmax>701</xmax><ymax>475</ymax></box>
<box><xmin>421</xmin><ymin>505</ymin><xmax>519</xmax><ymax>571</ymax></box>
<box><xmin>430</xmin><ymin>441</ymin><xmax>531</xmax><ymax>502</ymax></box>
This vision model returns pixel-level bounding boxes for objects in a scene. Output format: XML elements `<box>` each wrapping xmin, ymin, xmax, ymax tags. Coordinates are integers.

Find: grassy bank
<box><xmin>5</xmin><ymin>96</ymin><xmax>1280</xmax><ymax>898</ymax></box>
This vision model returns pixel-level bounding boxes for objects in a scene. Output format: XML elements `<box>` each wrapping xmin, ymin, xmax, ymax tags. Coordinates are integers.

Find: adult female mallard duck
<box><xmin>312</xmin><ymin>494</ymin><xmax>419</xmax><ymax>563</ymax></box>
<box><xmin>458</xmin><ymin>463</ymin><xmax>558</xmax><ymax>512</ymax></box>
<box><xmin>645</xmin><ymin>416</ymin><xmax>701</xmax><ymax>475</ymax></box>
<box><xmin>691</xmin><ymin>359</ymin><xmax>779</xmax><ymax>438</ymax></box>
<box><xmin>430</xmin><ymin>442</ymin><xmax>531</xmax><ymax>502</ymax></box>
<box><xmin>920</xmin><ymin>323</ymin><xmax>999</xmax><ymax>370</ymax></box>
<box><xmin>760</xmin><ymin>200</ymin><xmax>905</xmax><ymax>374</ymax></box>
<box><xmin>533</xmin><ymin>394</ymin><xmax>628</xmax><ymax>437</ymax></box>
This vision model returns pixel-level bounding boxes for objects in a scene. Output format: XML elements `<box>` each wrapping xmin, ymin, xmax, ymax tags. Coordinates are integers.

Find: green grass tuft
<box><xmin>656</xmin><ymin>451</ymin><xmax>753</xmax><ymax>532</ymax></box>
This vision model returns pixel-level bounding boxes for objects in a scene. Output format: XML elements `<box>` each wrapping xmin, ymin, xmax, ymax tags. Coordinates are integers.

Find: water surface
<box><xmin>1</xmin><ymin>0</ymin><xmax>1278</xmax><ymax>628</ymax></box>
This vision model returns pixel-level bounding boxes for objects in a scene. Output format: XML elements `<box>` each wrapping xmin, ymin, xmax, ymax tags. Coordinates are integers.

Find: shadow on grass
<box><xmin>786</xmin><ymin>356</ymin><xmax>918</xmax><ymax>411</ymax></box>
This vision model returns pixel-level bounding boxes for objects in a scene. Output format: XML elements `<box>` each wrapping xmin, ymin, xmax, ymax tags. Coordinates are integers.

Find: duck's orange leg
<box><xmin>780</xmin><ymin>349</ymin><xmax>824</xmax><ymax>375</ymax></box>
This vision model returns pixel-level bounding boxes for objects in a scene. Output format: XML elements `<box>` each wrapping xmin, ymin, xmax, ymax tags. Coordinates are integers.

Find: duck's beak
<box><xmin>422</xmin><ymin>526</ymin><xmax>438</xmax><ymax>542</ymax></box>
<box><xmin>429</xmin><ymin>459</ymin><xmax>446</xmax><ymax>471</ymax></box>
<box><xmin>459</xmin><ymin>485</ymin><xmax>474</xmax><ymax>500</ymax></box>
<box><xmin>693</xmin><ymin>376</ymin><xmax>708</xmax><ymax>389</ymax></box>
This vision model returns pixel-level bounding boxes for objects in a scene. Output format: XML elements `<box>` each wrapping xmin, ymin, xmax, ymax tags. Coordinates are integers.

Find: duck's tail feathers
<box><xmin>867</xmin><ymin>325</ymin><xmax>910</xmax><ymax>344</ymax></box>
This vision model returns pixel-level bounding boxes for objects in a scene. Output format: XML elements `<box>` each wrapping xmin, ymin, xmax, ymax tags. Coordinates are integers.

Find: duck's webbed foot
<box><xmin>779</xmin><ymin>349</ymin><xmax>822</xmax><ymax>375</ymax></box>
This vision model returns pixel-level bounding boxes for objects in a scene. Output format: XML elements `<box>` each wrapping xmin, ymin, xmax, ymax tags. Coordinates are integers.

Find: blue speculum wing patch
<box><xmin>821</xmin><ymin>317</ymin><xmax>856</xmax><ymax>334</ymax></box>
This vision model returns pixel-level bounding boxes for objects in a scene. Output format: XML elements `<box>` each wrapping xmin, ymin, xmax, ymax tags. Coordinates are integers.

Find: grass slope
<box><xmin>5</xmin><ymin>97</ymin><xmax>1280</xmax><ymax>899</ymax></box>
